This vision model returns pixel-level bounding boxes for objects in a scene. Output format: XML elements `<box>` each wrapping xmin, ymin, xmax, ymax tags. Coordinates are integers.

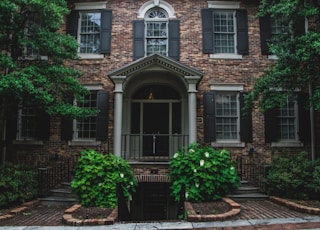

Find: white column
<box><xmin>111</xmin><ymin>76</ymin><xmax>126</xmax><ymax>156</ymax></box>
<box><xmin>185</xmin><ymin>76</ymin><xmax>201</xmax><ymax>145</ymax></box>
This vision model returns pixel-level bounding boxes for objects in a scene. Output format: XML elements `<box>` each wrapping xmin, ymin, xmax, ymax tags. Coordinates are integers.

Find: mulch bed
<box><xmin>287</xmin><ymin>199</ymin><xmax>320</xmax><ymax>209</ymax></box>
<box><xmin>72</xmin><ymin>206</ymin><xmax>114</xmax><ymax>220</ymax></box>
<box><xmin>188</xmin><ymin>200</ymin><xmax>231</xmax><ymax>215</ymax></box>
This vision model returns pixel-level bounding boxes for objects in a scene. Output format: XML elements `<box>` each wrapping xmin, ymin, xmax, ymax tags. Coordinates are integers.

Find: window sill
<box><xmin>271</xmin><ymin>141</ymin><xmax>304</xmax><ymax>148</ymax></box>
<box><xmin>211</xmin><ymin>141</ymin><xmax>245</xmax><ymax>148</ymax></box>
<box><xmin>13</xmin><ymin>140</ymin><xmax>44</xmax><ymax>145</ymax></box>
<box><xmin>69</xmin><ymin>140</ymin><xmax>101</xmax><ymax>146</ymax></box>
<box><xmin>79</xmin><ymin>54</ymin><xmax>104</xmax><ymax>59</ymax></box>
<box><xmin>210</xmin><ymin>53</ymin><xmax>243</xmax><ymax>59</ymax></box>
<box><xmin>268</xmin><ymin>55</ymin><xmax>278</xmax><ymax>60</ymax></box>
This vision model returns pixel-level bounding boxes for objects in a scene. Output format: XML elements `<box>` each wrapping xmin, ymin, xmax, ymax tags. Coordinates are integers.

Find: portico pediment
<box><xmin>107</xmin><ymin>54</ymin><xmax>203</xmax><ymax>78</ymax></box>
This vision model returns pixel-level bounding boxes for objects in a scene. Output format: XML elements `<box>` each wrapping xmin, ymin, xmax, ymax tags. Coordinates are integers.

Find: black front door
<box><xmin>143</xmin><ymin>103</ymin><xmax>169</xmax><ymax>156</ymax></box>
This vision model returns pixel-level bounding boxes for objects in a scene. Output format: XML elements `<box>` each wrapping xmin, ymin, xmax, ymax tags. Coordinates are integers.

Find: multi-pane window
<box><xmin>17</xmin><ymin>107</ymin><xmax>37</xmax><ymax>140</ymax></box>
<box><xmin>74</xmin><ymin>91</ymin><xmax>97</xmax><ymax>139</ymax></box>
<box><xmin>145</xmin><ymin>8</ymin><xmax>168</xmax><ymax>56</ymax></box>
<box><xmin>25</xmin><ymin>12</ymin><xmax>41</xmax><ymax>57</ymax></box>
<box><xmin>79</xmin><ymin>12</ymin><xmax>101</xmax><ymax>54</ymax></box>
<box><xmin>271</xmin><ymin>17</ymin><xmax>286</xmax><ymax>36</ymax></box>
<box><xmin>215</xmin><ymin>93</ymin><xmax>239</xmax><ymax>140</ymax></box>
<box><xmin>213</xmin><ymin>11</ymin><xmax>236</xmax><ymax>53</ymax></box>
<box><xmin>277</xmin><ymin>97</ymin><xmax>297</xmax><ymax>140</ymax></box>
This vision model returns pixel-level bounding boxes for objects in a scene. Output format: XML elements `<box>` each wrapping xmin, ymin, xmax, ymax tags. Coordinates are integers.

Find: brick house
<box><xmin>2</xmin><ymin>0</ymin><xmax>318</xmax><ymax>220</ymax></box>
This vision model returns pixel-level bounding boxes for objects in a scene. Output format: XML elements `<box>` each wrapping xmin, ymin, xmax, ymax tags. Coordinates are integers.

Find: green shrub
<box><xmin>71</xmin><ymin>150</ymin><xmax>137</xmax><ymax>208</ymax></box>
<box><xmin>169</xmin><ymin>143</ymin><xmax>239</xmax><ymax>202</ymax></box>
<box><xmin>266</xmin><ymin>152</ymin><xmax>320</xmax><ymax>199</ymax></box>
<box><xmin>0</xmin><ymin>163</ymin><xmax>38</xmax><ymax>208</ymax></box>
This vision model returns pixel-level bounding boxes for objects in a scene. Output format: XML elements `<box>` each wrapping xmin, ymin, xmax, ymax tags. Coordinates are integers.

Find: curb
<box><xmin>270</xmin><ymin>196</ymin><xmax>320</xmax><ymax>215</ymax></box>
<box><xmin>0</xmin><ymin>200</ymin><xmax>39</xmax><ymax>222</ymax></box>
<box><xmin>186</xmin><ymin>197</ymin><xmax>241</xmax><ymax>222</ymax></box>
<box><xmin>62</xmin><ymin>204</ymin><xmax>118</xmax><ymax>226</ymax></box>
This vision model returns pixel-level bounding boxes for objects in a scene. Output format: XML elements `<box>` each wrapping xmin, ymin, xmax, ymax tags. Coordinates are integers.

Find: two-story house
<box><xmin>3</xmin><ymin>0</ymin><xmax>316</xmax><ymax>220</ymax></box>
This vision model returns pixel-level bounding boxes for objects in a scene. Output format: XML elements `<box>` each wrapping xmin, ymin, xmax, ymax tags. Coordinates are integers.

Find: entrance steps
<box><xmin>38</xmin><ymin>182</ymin><xmax>79</xmax><ymax>206</ymax></box>
<box><xmin>227</xmin><ymin>180</ymin><xmax>269</xmax><ymax>201</ymax></box>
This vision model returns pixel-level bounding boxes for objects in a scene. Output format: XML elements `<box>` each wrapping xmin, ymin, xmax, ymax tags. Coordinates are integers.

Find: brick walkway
<box><xmin>0</xmin><ymin>200</ymin><xmax>318</xmax><ymax>226</ymax></box>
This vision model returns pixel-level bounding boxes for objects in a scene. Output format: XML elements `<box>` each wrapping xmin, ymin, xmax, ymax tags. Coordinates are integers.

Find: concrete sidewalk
<box><xmin>1</xmin><ymin>216</ymin><xmax>320</xmax><ymax>229</ymax></box>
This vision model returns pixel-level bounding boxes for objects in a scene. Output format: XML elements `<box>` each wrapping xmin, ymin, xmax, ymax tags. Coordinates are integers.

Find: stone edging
<box><xmin>62</xmin><ymin>204</ymin><xmax>118</xmax><ymax>226</ymax></box>
<box><xmin>270</xmin><ymin>196</ymin><xmax>320</xmax><ymax>215</ymax></box>
<box><xmin>185</xmin><ymin>197</ymin><xmax>241</xmax><ymax>222</ymax></box>
<box><xmin>0</xmin><ymin>200</ymin><xmax>39</xmax><ymax>222</ymax></box>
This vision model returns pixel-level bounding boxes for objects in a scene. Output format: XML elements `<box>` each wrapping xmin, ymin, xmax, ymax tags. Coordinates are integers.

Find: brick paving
<box><xmin>0</xmin><ymin>200</ymin><xmax>319</xmax><ymax>226</ymax></box>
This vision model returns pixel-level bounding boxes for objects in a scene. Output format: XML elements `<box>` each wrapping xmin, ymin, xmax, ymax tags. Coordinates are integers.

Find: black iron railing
<box><xmin>236</xmin><ymin>155</ymin><xmax>271</xmax><ymax>192</ymax></box>
<box><xmin>121</xmin><ymin>134</ymin><xmax>188</xmax><ymax>161</ymax></box>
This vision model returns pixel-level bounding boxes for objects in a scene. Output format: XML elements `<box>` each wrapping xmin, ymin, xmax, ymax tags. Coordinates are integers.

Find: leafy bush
<box><xmin>0</xmin><ymin>163</ymin><xmax>38</xmax><ymax>208</ymax></box>
<box><xmin>71</xmin><ymin>150</ymin><xmax>137</xmax><ymax>208</ymax></box>
<box><xmin>169</xmin><ymin>143</ymin><xmax>239</xmax><ymax>202</ymax></box>
<box><xmin>266</xmin><ymin>152</ymin><xmax>320</xmax><ymax>199</ymax></box>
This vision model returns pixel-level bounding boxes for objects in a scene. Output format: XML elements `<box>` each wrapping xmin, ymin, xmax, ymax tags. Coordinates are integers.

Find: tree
<box><xmin>0</xmin><ymin>0</ymin><xmax>97</xmax><ymax>163</ymax></box>
<box><xmin>249</xmin><ymin>0</ymin><xmax>320</xmax><ymax>111</ymax></box>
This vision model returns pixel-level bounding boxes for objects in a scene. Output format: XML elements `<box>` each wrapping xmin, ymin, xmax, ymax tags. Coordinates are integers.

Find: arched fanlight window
<box><xmin>144</xmin><ymin>7</ymin><xmax>168</xmax><ymax>56</ymax></box>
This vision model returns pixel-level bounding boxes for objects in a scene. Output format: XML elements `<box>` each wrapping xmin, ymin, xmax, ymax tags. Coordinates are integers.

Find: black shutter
<box><xmin>204</xmin><ymin>91</ymin><xmax>216</xmax><ymax>142</ymax></box>
<box><xmin>293</xmin><ymin>16</ymin><xmax>305</xmax><ymax>37</ymax></box>
<box><xmin>66</xmin><ymin>10</ymin><xmax>79</xmax><ymax>38</ymax></box>
<box><xmin>297</xmin><ymin>93</ymin><xmax>310</xmax><ymax>143</ymax></box>
<box><xmin>236</xmin><ymin>10</ymin><xmax>249</xmax><ymax>55</ymax></box>
<box><xmin>168</xmin><ymin>20</ymin><xmax>180</xmax><ymax>60</ymax></box>
<box><xmin>96</xmin><ymin>91</ymin><xmax>109</xmax><ymax>141</ymax></box>
<box><xmin>133</xmin><ymin>20</ymin><xmax>145</xmax><ymax>60</ymax></box>
<box><xmin>61</xmin><ymin>117</ymin><xmax>73</xmax><ymax>141</ymax></box>
<box><xmin>264</xmin><ymin>108</ymin><xmax>279</xmax><ymax>143</ymax></box>
<box><xmin>100</xmin><ymin>10</ymin><xmax>112</xmax><ymax>54</ymax></box>
<box><xmin>239</xmin><ymin>93</ymin><xmax>252</xmax><ymax>142</ymax></box>
<box><xmin>5</xmin><ymin>108</ymin><xmax>18</xmax><ymax>143</ymax></box>
<box><xmin>36</xmin><ymin>111</ymin><xmax>50</xmax><ymax>140</ymax></box>
<box><xmin>201</xmin><ymin>9</ymin><xmax>214</xmax><ymax>54</ymax></box>
<box><xmin>259</xmin><ymin>15</ymin><xmax>271</xmax><ymax>55</ymax></box>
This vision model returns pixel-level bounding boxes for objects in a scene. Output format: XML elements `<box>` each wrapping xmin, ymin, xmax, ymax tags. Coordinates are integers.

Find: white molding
<box><xmin>69</xmin><ymin>140</ymin><xmax>102</xmax><ymax>146</ymax></box>
<box><xmin>79</xmin><ymin>53</ymin><xmax>104</xmax><ymax>59</ymax></box>
<box><xmin>271</xmin><ymin>141</ymin><xmax>304</xmax><ymax>148</ymax></box>
<box><xmin>212</xmin><ymin>141</ymin><xmax>245</xmax><ymax>148</ymax></box>
<box><xmin>210</xmin><ymin>53</ymin><xmax>243</xmax><ymax>59</ymax></box>
<box><xmin>75</xmin><ymin>2</ymin><xmax>107</xmax><ymax>10</ymax></box>
<box><xmin>208</xmin><ymin>1</ymin><xmax>240</xmax><ymax>9</ymax></box>
<box><xmin>210</xmin><ymin>84</ymin><xmax>244</xmax><ymax>91</ymax></box>
<box><xmin>137</xmin><ymin>0</ymin><xmax>176</xmax><ymax>19</ymax></box>
<box><xmin>84</xmin><ymin>84</ymin><xmax>104</xmax><ymax>90</ymax></box>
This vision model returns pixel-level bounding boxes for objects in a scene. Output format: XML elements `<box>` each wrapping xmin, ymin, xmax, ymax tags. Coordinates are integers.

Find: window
<box><xmin>203</xmin><ymin>88</ymin><xmax>252</xmax><ymax>146</ymax></box>
<box><xmin>215</xmin><ymin>93</ymin><xmax>239</xmax><ymax>140</ymax></box>
<box><xmin>202</xmin><ymin>5</ymin><xmax>248</xmax><ymax>58</ymax></box>
<box><xmin>265</xmin><ymin>93</ymin><xmax>310</xmax><ymax>147</ymax></box>
<box><xmin>145</xmin><ymin>8</ymin><xmax>168</xmax><ymax>56</ymax></box>
<box><xmin>61</xmin><ymin>90</ymin><xmax>109</xmax><ymax>144</ymax></box>
<box><xmin>79</xmin><ymin>12</ymin><xmax>101</xmax><ymax>54</ymax></box>
<box><xmin>133</xmin><ymin>5</ymin><xmax>179</xmax><ymax>60</ymax></box>
<box><xmin>74</xmin><ymin>91</ymin><xmax>98</xmax><ymax>140</ymax></box>
<box><xmin>17</xmin><ymin>107</ymin><xmax>37</xmax><ymax>140</ymax></box>
<box><xmin>66</xmin><ymin>2</ymin><xmax>112</xmax><ymax>58</ymax></box>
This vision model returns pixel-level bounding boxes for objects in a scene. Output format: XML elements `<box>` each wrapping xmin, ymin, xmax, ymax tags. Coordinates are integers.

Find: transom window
<box><xmin>145</xmin><ymin>7</ymin><xmax>168</xmax><ymax>56</ymax></box>
<box><xmin>213</xmin><ymin>11</ymin><xmax>236</xmax><ymax>53</ymax></box>
<box><xmin>215</xmin><ymin>92</ymin><xmax>239</xmax><ymax>140</ymax></box>
<box><xmin>277</xmin><ymin>96</ymin><xmax>297</xmax><ymax>140</ymax></box>
<box><xmin>74</xmin><ymin>91</ymin><xmax>98</xmax><ymax>139</ymax></box>
<box><xmin>79</xmin><ymin>12</ymin><xmax>101</xmax><ymax>54</ymax></box>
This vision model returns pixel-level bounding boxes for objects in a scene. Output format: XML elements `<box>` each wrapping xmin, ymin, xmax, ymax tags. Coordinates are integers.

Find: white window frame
<box><xmin>69</xmin><ymin>85</ymin><xmax>103</xmax><ymax>146</ymax></box>
<box><xmin>210</xmin><ymin>84</ymin><xmax>245</xmax><ymax>147</ymax></box>
<box><xmin>208</xmin><ymin>1</ymin><xmax>242</xmax><ymax>59</ymax></box>
<box><xmin>75</xmin><ymin>2</ymin><xmax>106</xmax><ymax>59</ymax></box>
<box><xmin>138</xmin><ymin>0</ymin><xmax>176</xmax><ymax>19</ymax></box>
<box><xmin>144</xmin><ymin>7</ymin><xmax>169</xmax><ymax>56</ymax></box>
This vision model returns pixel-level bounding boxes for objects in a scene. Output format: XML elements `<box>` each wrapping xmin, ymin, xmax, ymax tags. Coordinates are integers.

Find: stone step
<box><xmin>227</xmin><ymin>192</ymin><xmax>269</xmax><ymax>201</ymax></box>
<box><xmin>38</xmin><ymin>196</ymin><xmax>79</xmax><ymax>206</ymax></box>
<box><xmin>60</xmin><ymin>182</ymin><xmax>72</xmax><ymax>190</ymax></box>
<box><xmin>233</xmin><ymin>185</ymin><xmax>260</xmax><ymax>194</ymax></box>
<box><xmin>51</xmin><ymin>188</ymin><xmax>78</xmax><ymax>198</ymax></box>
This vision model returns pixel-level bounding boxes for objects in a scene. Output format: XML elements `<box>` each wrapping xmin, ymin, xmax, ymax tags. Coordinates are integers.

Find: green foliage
<box><xmin>0</xmin><ymin>163</ymin><xmax>38</xmax><ymax>207</ymax></box>
<box><xmin>0</xmin><ymin>0</ymin><xmax>97</xmax><ymax>121</ymax></box>
<box><xmin>249</xmin><ymin>0</ymin><xmax>320</xmax><ymax>112</ymax></box>
<box><xmin>71</xmin><ymin>150</ymin><xmax>137</xmax><ymax>208</ymax></box>
<box><xmin>266</xmin><ymin>152</ymin><xmax>320</xmax><ymax>199</ymax></box>
<box><xmin>169</xmin><ymin>143</ymin><xmax>239</xmax><ymax>202</ymax></box>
